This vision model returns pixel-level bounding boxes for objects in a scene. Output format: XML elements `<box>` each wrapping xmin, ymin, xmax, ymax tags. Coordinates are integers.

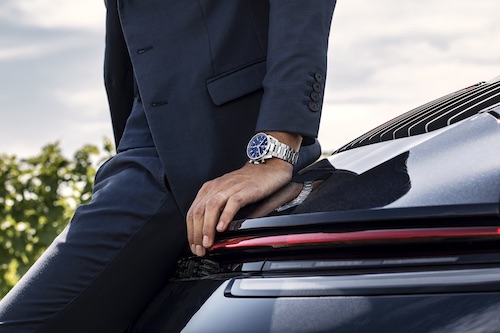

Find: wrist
<box><xmin>264</xmin><ymin>131</ymin><xmax>302</xmax><ymax>151</ymax></box>
<box><xmin>244</xmin><ymin>158</ymin><xmax>293</xmax><ymax>181</ymax></box>
<box><xmin>246</xmin><ymin>132</ymin><xmax>300</xmax><ymax>166</ymax></box>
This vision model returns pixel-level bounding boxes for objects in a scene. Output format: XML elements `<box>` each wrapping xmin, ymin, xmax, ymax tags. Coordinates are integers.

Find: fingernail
<box><xmin>216</xmin><ymin>221</ymin><xmax>224</xmax><ymax>232</ymax></box>
<box><xmin>203</xmin><ymin>235</ymin><xmax>210</xmax><ymax>247</ymax></box>
<box><xmin>196</xmin><ymin>245</ymin><xmax>204</xmax><ymax>257</ymax></box>
<box><xmin>190</xmin><ymin>244</ymin><xmax>196</xmax><ymax>254</ymax></box>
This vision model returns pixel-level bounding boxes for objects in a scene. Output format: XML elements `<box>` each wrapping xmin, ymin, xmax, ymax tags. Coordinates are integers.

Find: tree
<box><xmin>0</xmin><ymin>139</ymin><xmax>114</xmax><ymax>298</ymax></box>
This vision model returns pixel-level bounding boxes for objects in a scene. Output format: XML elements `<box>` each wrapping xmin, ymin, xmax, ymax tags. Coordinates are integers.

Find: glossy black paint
<box><xmin>182</xmin><ymin>289</ymin><xmax>500</xmax><ymax>333</ymax></box>
<box><xmin>131</xmin><ymin>80</ymin><xmax>500</xmax><ymax>333</ymax></box>
<box><xmin>134</xmin><ymin>277</ymin><xmax>500</xmax><ymax>333</ymax></box>
<box><xmin>226</xmin><ymin>203</ymin><xmax>499</xmax><ymax>232</ymax></box>
<box><xmin>273</xmin><ymin>111</ymin><xmax>499</xmax><ymax>216</ymax></box>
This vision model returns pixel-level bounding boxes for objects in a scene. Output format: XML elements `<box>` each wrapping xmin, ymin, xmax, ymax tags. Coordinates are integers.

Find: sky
<box><xmin>1</xmin><ymin>0</ymin><xmax>499</xmax><ymax>157</ymax></box>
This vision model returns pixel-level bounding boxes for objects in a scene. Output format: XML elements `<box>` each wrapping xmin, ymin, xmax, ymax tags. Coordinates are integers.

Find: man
<box><xmin>0</xmin><ymin>1</ymin><xmax>336</xmax><ymax>331</ymax></box>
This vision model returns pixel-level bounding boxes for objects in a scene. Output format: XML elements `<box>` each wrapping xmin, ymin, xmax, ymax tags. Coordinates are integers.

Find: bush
<box><xmin>0</xmin><ymin>139</ymin><xmax>114</xmax><ymax>298</ymax></box>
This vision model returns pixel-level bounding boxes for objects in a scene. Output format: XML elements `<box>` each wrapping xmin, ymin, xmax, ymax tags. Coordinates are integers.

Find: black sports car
<box><xmin>130</xmin><ymin>76</ymin><xmax>500</xmax><ymax>333</ymax></box>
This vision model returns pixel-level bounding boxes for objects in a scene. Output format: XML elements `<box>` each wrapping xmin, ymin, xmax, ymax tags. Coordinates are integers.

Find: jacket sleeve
<box><xmin>103</xmin><ymin>0</ymin><xmax>135</xmax><ymax>147</ymax></box>
<box><xmin>256</xmin><ymin>0</ymin><xmax>337</xmax><ymax>145</ymax></box>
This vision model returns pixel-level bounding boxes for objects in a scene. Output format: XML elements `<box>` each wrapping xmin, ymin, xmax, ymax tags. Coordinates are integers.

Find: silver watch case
<box><xmin>247</xmin><ymin>133</ymin><xmax>299</xmax><ymax>165</ymax></box>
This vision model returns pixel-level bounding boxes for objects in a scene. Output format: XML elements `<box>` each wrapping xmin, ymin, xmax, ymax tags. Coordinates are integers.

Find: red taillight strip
<box><xmin>211</xmin><ymin>227</ymin><xmax>500</xmax><ymax>251</ymax></box>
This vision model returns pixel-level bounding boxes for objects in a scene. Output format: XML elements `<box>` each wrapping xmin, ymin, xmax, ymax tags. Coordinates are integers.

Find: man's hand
<box><xmin>186</xmin><ymin>132</ymin><xmax>301</xmax><ymax>256</ymax></box>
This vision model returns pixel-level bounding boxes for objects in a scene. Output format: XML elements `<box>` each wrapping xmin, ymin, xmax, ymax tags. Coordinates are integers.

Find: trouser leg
<box><xmin>0</xmin><ymin>147</ymin><xmax>187</xmax><ymax>333</ymax></box>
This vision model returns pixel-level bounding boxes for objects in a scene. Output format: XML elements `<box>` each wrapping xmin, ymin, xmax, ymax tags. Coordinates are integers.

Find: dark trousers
<box><xmin>0</xmin><ymin>101</ymin><xmax>187</xmax><ymax>332</ymax></box>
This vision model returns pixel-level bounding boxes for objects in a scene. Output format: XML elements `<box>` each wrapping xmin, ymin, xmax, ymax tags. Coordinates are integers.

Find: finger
<box><xmin>195</xmin><ymin>244</ymin><xmax>206</xmax><ymax>257</ymax></box>
<box><xmin>191</xmin><ymin>200</ymin><xmax>209</xmax><ymax>255</ymax></box>
<box><xmin>186</xmin><ymin>180</ymin><xmax>217</xmax><ymax>253</ymax></box>
<box><xmin>202</xmin><ymin>192</ymin><xmax>229</xmax><ymax>248</ymax></box>
<box><xmin>216</xmin><ymin>189</ymin><xmax>252</xmax><ymax>233</ymax></box>
<box><xmin>185</xmin><ymin>207</ymin><xmax>195</xmax><ymax>254</ymax></box>
<box><xmin>189</xmin><ymin>202</ymin><xmax>207</xmax><ymax>255</ymax></box>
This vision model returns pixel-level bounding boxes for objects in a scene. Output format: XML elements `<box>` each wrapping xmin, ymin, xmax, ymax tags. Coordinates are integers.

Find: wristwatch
<box><xmin>246</xmin><ymin>132</ymin><xmax>299</xmax><ymax>165</ymax></box>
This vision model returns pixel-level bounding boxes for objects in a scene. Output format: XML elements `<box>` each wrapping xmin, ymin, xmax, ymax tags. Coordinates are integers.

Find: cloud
<box><xmin>0</xmin><ymin>0</ymin><xmax>499</xmax><ymax>157</ymax></box>
<box><xmin>318</xmin><ymin>0</ymin><xmax>500</xmax><ymax>150</ymax></box>
<box><xmin>0</xmin><ymin>10</ymin><xmax>110</xmax><ymax>157</ymax></box>
<box><xmin>0</xmin><ymin>0</ymin><xmax>105</xmax><ymax>31</ymax></box>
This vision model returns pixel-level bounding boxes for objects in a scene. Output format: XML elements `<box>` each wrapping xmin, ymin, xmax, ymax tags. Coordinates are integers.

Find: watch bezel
<box><xmin>246</xmin><ymin>132</ymin><xmax>270</xmax><ymax>161</ymax></box>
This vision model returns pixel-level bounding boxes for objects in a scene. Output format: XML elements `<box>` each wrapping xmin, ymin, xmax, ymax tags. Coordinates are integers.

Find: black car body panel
<box><xmin>148</xmin><ymin>282</ymin><xmax>500</xmax><ymax>333</ymax></box>
<box><xmin>131</xmin><ymin>78</ymin><xmax>500</xmax><ymax>333</ymax></box>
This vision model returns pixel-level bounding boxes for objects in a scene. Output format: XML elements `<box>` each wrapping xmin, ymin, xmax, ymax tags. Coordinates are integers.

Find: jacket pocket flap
<box><xmin>207</xmin><ymin>59</ymin><xmax>266</xmax><ymax>106</ymax></box>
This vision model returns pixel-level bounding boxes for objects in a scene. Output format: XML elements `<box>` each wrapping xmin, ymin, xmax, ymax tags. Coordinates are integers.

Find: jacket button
<box><xmin>313</xmin><ymin>82</ymin><xmax>323</xmax><ymax>93</ymax></box>
<box><xmin>314</xmin><ymin>71</ymin><xmax>325</xmax><ymax>83</ymax></box>
<box><xmin>309</xmin><ymin>101</ymin><xmax>320</xmax><ymax>112</ymax></box>
<box><xmin>310</xmin><ymin>92</ymin><xmax>321</xmax><ymax>102</ymax></box>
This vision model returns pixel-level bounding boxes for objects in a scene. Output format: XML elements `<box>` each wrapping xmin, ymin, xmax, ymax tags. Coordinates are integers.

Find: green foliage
<box><xmin>0</xmin><ymin>139</ymin><xmax>114</xmax><ymax>298</ymax></box>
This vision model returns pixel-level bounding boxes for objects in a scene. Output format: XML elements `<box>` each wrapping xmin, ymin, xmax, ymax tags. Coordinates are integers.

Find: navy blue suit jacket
<box><xmin>103</xmin><ymin>0</ymin><xmax>336</xmax><ymax>214</ymax></box>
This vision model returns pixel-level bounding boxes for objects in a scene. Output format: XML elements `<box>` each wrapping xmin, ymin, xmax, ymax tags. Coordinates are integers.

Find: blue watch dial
<box><xmin>247</xmin><ymin>133</ymin><xmax>269</xmax><ymax>160</ymax></box>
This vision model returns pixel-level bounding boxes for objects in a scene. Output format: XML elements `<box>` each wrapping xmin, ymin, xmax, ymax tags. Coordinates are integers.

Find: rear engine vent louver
<box><xmin>334</xmin><ymin>80</ymin><xmax>500</xmax><ymax>153</ymax></box>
